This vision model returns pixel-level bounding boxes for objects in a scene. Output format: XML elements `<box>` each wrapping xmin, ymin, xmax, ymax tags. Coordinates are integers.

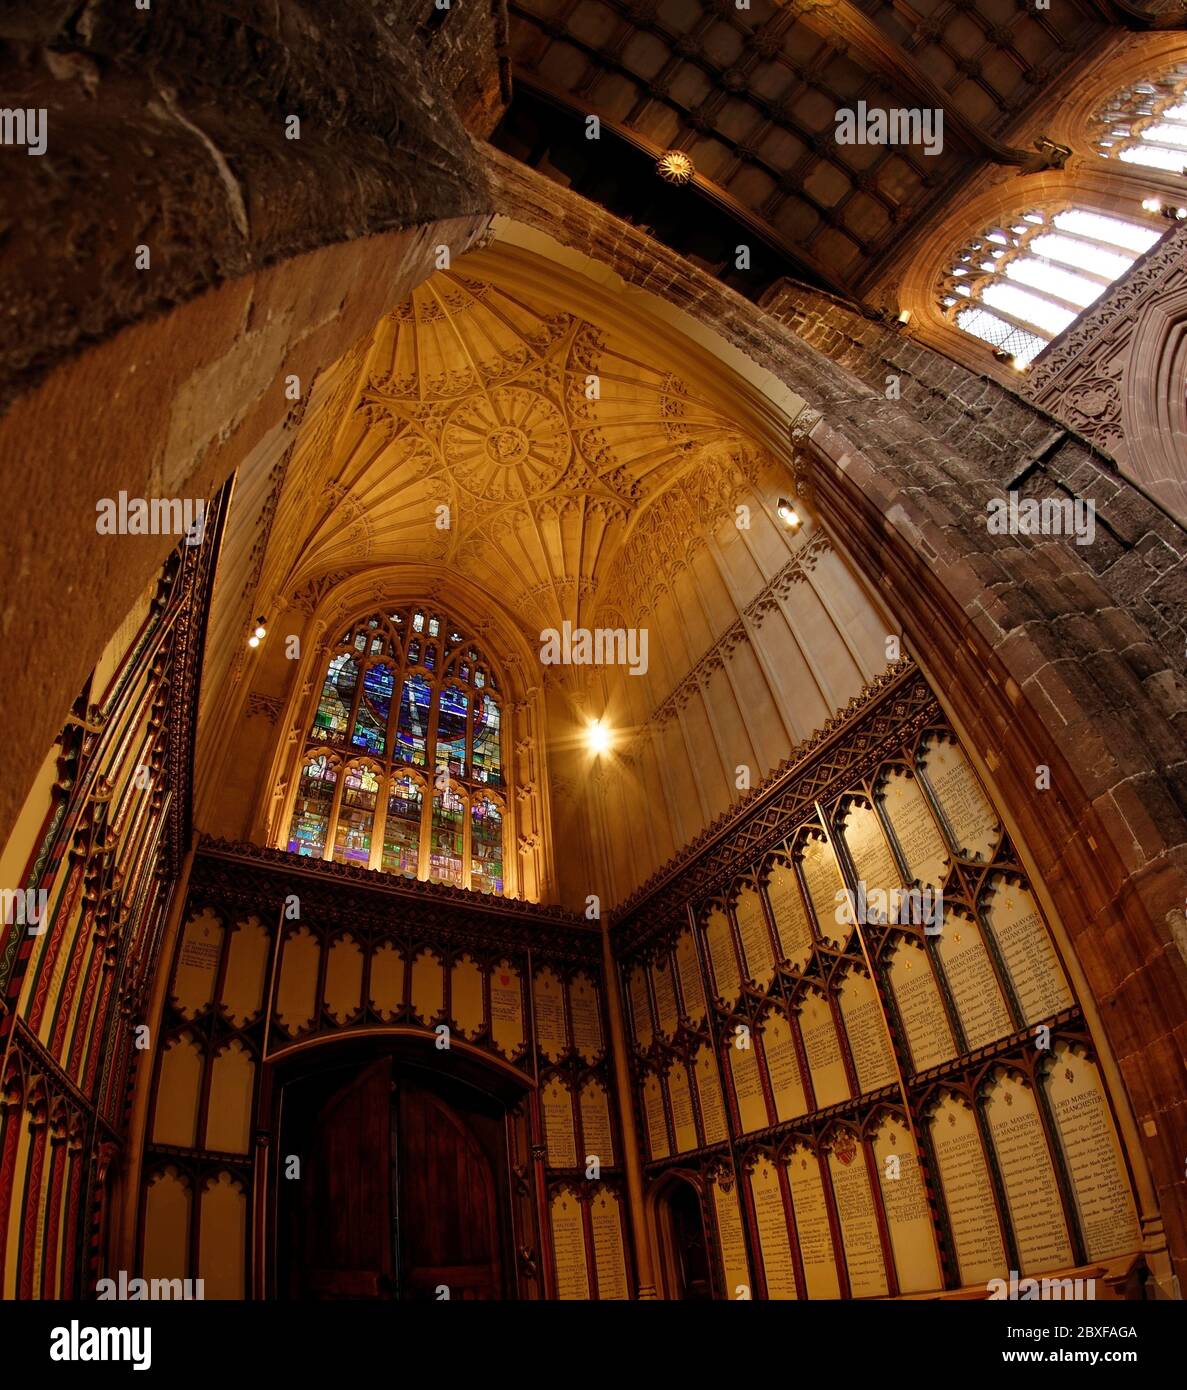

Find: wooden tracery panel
<box><xmin>614</xmin><ymin>662</ymin><xmax>1145</xmax><ymax>1301</ymax></box>
<box><xmin>139</xmin><ymin>841</ymin><xmax>626</xmax><ymax>1299</ymax></box>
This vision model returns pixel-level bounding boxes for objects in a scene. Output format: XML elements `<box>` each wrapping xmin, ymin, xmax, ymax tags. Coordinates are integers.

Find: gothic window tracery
<box><xmin>285</xmin><ymin>608</ymin><xmax>507</xmax><ymax>893</ymax></box>
<box><xmin>1092</xmin><ymin>62</ymin><xmax>1187</xmax><ymax>174</ymax></box>
<box><xmin>939</xmin><ymin>207</ymin><xmax>1162</xmax><ymax>365</ymax></box>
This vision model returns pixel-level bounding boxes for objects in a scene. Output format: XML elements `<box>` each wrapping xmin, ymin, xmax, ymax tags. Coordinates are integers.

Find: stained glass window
<box><xmin>397</xmin><ymin>673</ymin><xmax>431</xmax><ymax>767</ymax></box>
<box><xmin>333</xmin><ymin>762</ymin><xmax>380</xmax><ymax>866</ymax></box>
<box><xmin>287</xmin><ymin>753</ymin><xmax>338</xmax><ymax>857</ymax></box>
<box><xmin>312</xmin><ymin>654</ymin><xmax>357</xmax><ymax>742</ymax></box>
<box><xmin>472</xmin><ymin>694</ymin><xmax>502</xmax><ymax>784</ymax></box>
<box><xmin>430</xmin><ymin>783</ymin><xmax>465</xmax><ymax>887</ymax></box>
<box><xmin>436</xmin><ymin>684</ymin><xmax>469</xmax><ymax>778</ymax></box>
<box><xmin>939</xmin><ymin>208</ymin><xmax>1162</xmax><ymax>366</ymax></box>
<box><xmin>382</xmin><ymin>773</ymin><xmax>423</xmax><ymax>877</ymax></box>
<box><xmin>287</xmin><ymin>609</ymin><xmax>507</xmax><ymax>891</ymax></box>
<box><xmin>352</xmin><ymin>662</ymin><xmax>394</xmax><ymax>756</ymax></box>
<box><xmin>471</xmin><ymin>796</ymin><xmax>504</xmax><ymax>895</ymax></box>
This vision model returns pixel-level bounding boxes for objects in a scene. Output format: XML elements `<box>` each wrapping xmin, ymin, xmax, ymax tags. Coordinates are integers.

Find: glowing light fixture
<box><xmin>248</xmin><ymin>615</ymin><xmax>268</xmax><ymax>648</ymax></box>
<box><xmin>1141</xmin><ymin>195</ymin><xmax>1187</xmax><ymax>219</ymax></box>
<box><xmin>587</xmin><ymin>719</ymin><xmax>612</xmax><ymax>755</ymax></box>
<box><xmin>776</xmin><ymin>497</ymin><xmax>801</xmax><ymax>529</ymax></box>
<box><xmin>657</xmin><ymin>149</ymin><xmax>694</xmax><ymax>184</ymax></box>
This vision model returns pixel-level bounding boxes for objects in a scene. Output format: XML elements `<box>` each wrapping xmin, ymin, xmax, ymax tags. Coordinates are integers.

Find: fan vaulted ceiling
<box><xmin>281</xmin><ymin>264</ymin><xmax>774</xmax><ymax>637</ymax></box>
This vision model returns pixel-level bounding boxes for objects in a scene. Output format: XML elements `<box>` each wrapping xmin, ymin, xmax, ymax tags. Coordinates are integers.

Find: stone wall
<box><xmin>1019</xmin><ymin>220</ymin><xmax>1187</xmax><ymax>527</ymax></box>
<box><xmin>0</xmin><ymin>0</ymin><xmax>498</xmax><ymax>850</ymax></box>
<box><xmin>488</xmin><ymin>149</ymin><xmax>1187</xmax><ymax>1284</ymax></box>
<box><xmin>762</xmin><ymin>278</ymin><xmax>1187</xmax><ymax>685</ymax></box>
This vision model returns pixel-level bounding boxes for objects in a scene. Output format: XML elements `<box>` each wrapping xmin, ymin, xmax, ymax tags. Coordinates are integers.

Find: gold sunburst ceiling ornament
<box><xmin>656</xmin><ymin>149</ymin><xmax>694</xmax><ymax>184</ymax></box>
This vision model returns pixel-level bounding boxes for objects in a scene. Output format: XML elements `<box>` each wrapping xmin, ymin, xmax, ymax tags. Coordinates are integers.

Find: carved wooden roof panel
<box><xmin>508</xmin><ymin>0</ymin><xmax>1106</xmax><ymax>290</ymax></box>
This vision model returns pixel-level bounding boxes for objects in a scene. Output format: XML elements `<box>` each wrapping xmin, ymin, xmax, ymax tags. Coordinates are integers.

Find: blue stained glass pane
<box><xmin>312</xmin><ymin>654</ymin><xmax>357</xmax><ymax>742</ymax></box>
<box><xmin>471</xmin><ymin>694</ymin><xmax>501</xmax><ymax>784</ymax></box>
<box><xmin>351</xmin><ymin>663</ymin><xmax>393</xmax><ymax>755</ymax></box>
<box><xmin>396</xmin><ymin>673</ymin><xmax>431</xmax><ymax>767</ymax></box>
<box><xmin>364</xmin><ymin>663</ymin><xmax>393</xmax><ymax>721</ymax></box>
<box><xmin>436</xmin><ymin>683</ymin><xmax>469</xmax><ymax>778</ymax></box>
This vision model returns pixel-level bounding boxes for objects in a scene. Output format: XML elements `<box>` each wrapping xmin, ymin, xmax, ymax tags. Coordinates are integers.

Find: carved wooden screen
<box><xmin>614</xmin><ymin>660</ymin><xmax>1143</xmax><ymax>1300</ymax></box>
<box><xmin>0</xmin><ymin>504</ymin><xmax>224</xmax><ymax>1300</ymax></box>
<box><xmin>140</xmin><ymin>842</ymin><xmax>632</xmax><ymax>1299</ymax></box>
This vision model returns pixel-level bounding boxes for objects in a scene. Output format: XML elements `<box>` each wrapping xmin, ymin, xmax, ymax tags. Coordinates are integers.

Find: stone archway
<box><xmin>3</xmin><ymin>57</ymin><xmax>1186</xmax><ymax>1285</ymax></box>
<box><xmin>484</xmin><ymin>152</ymin><xmax>1187</xmax><ymax>1284</ymax></box>
<box><xmin>0</xmin><ymin>1</ymin><xmax>496</xmax><ymax>847</ymax></box>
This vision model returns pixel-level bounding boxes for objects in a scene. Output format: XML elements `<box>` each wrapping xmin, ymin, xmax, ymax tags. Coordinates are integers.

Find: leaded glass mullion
<box><xmin>998</xmin><ymin>274</ymin><xmax>1089</xmax><ymax>317</ymax></box>
<box><xmin>1128</xmin><ymin>134</ymin><xmax>1187</xmax><ymax>157</ymax></box>
<box><xmin>1032</xmin><ymin>222</ymin><xmax>1138</xmax><ymax>257</ymax></box>
<box><xmin>462</xmin><ymin>787</ymin><xmax>473</xmax><ymax>891</ymax></box>
<box><xmin>966</xmin><ymin>294</ymin><xmax>1056</xmax><ymax>342</ymax></box>
<box><xmin>1020</xmin><ymin>250</ymin><xmax>1114</xmax><ymax>288</ymax></box>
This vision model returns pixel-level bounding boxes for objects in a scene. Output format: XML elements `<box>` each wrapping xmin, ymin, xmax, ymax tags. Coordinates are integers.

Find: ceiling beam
<box><xmin>507</xmin><ymin>70</ymin><xmax>859</xmax><ymax>300</ymax></box>
<box><xmin>1087</xmin><ymin>0</ymin><xmax>1187</xmax><ymax>30</ymax></box>
<box><xmin>794</xmin><ymin>0</ymin><xmax>1071</xmax><ymax>172</ymax></box>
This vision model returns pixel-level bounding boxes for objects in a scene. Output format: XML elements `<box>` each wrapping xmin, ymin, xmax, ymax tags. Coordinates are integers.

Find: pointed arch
<box><xmin>281</xmin><ymin>604</ymin><xmax>514</xmax><ymax>895</ymax></box>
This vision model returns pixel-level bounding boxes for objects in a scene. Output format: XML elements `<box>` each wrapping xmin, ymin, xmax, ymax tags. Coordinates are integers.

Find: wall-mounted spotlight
<box><xmin>247</xmin><ymin>616</ymin><xmax>268</xmax><ymax>649</ymax></box>
<box><xmin>1141</xmin><ymin>196</ymin><xmax>1187</xmax><ymax>220</ymax></box>
<box><xmin>776</xmin><ymin>497</ymin><xmax>802</xmax><ymax>530</ymax></box>
<box><xmin>992</xmin><ymin>348</ymin><xmax>1027</xmax><ymax>371</ymax></box>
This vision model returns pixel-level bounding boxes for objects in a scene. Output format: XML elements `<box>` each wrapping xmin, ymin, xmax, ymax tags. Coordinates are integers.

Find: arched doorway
<box><xmin>273</xmin><ymin>1044</ymin><xmax>516</xmax><ymax>1300</ymax></box>
<box><xmin>653</xmin><ymin>1174</ymin><xmax>713</xmax><ymax>1301</ymax></box>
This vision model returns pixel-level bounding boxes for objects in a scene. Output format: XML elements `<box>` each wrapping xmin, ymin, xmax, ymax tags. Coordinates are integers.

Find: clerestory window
<box><xmin>1092</xmin><ymin>63</ymin><xmax>1187</xmax><ymax>174</ymax></box>
<box><xmin>939</xmin><ymin>207</ymin><xmax>1161</xmax><ymax>366</ymax></box>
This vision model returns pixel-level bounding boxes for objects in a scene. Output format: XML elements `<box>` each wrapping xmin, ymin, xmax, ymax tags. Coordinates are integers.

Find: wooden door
<box><xmin>658</xmin><ymin>1178</ymin><xmax>713</xmax><ymax>1300</ymax></box>
<box><xmin>300</xmin><ymin>1058</ymin><xmax>396</xmax><ymax>1299</ymax></box>
<box><xmin>397</xmin><ymin>1083</ymin><xmax>503</xmax><ymax>1300</ymax></box>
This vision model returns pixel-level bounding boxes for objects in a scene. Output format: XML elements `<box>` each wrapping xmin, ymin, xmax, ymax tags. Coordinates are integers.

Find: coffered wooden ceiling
<box><xmin>505</xmin><ymin>0</ymin><xmax>1111</xmax><ymax>295</ymax></box>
